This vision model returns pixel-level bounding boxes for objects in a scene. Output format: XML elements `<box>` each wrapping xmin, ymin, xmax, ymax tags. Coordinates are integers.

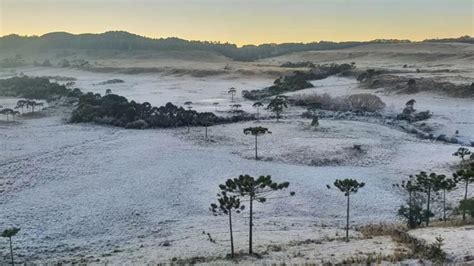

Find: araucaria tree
<box><xmin>218</xmin><ymin>175</ymin><xmax>294</xmax><ymax>254</ymax></box>
<box><xmin>15</xmin><ymin>100</ymin><xmax>27</xmax><ymax>113</ymax></box>
<box><xmin>230</xmin><ymin>104</ymin><xmax>242</xmax><ymax>112</ymax></box>
<box><xmin>197</xmin><ymin>113</ymin><xmax>215</xmax><ymax>140</ymax></box>
<box><xmin>210</xmin><ymin>192</ymin><xmax>244</xmax><ymax>258</ymax></box>
<box><xmin>0</xmin><ymin>108</ymin><xmax>15</xmax><ymax>121</ymax></box>
<box><xmin>328</xmin><ymin>179</ymin><xmax>365</xmax><ymax>241</ymax></box>
<box><xmin>2</xmin><ymin>227</ymin><xmax>20</xmax><ymax>266</ymax></box>
<box><xmin>453</xmin><ymin>147</ymin><xmax>471</xmax><ymax>169</ymax></box>
<box><xmin>266</xmin><ymin>95</ymin><xmax>288</xmax><ymax>122</ymax></box>
<box><xmin>182</xmin><ymin>110</ymin><xmax>196</xmax><ymax>133</ymax></box>
<box><xmin>413</xmin><ymin>171</ymin><xmax>442</xmax><ymax>226</ymax></box>
<box><xmin>433</xmin><ymin>174</ymin><xmax>457</xmax><ymax>222</ymax></box>
<box><xmin>394</xmin><ymin>178</ymin><xmax>424</xmax><ymax>229</ymax></box>
<box><xmin>184</xmin><ymin>101</ymin><xmax>193</xmax><ymax>111</ymax></box>
<box><xmin>243</xmin><ymin>126</ymin><xmax>271</xmax><ymax>160</ymax></box>
<box><xmin>252</xmin><ymin>102</ymin><xmax>263</xmax><ymax>121</ymax></box>
<box><xmin>228</xmin><ymin>87</ymin><xmax>237</xmax><ymax>102</ymax></box>
<box><xmin>453</xmin><ymin>162</ymin><xmax>474</xmax><ymax>220</ymax></box>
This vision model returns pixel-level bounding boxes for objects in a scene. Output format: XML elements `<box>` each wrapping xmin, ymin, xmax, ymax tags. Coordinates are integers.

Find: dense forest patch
<box><xmin>0</xmin><ymin>76</ymin><xmax>254</xmax><ymax>129</ymax></box>
<box><xmin>0</xmin><ymin>31</ymin><xmax>417</xmax><ymax>62</ymax></box>
<box><xmin>0</xmin><ymin>76</ymin><xmax>72</xmax><ymax>100</ymax></box>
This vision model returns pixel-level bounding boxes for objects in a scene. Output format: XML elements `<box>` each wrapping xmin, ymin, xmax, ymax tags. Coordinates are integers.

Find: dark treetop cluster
<box><xmin>242</xmin><ymin>63</ymin><xmax>355</xmax><ymax>100</ymax></box>
<box><xmin>0</xmin><ymin>31</ymin><xmax>420</xmax><ymax>62</ymax></box>
<box><xmin>0</xmin><ymin>76</ymin><xmax>71</xmax><ymax>100</ymax></box>
<box><xmin>70</xmin><ymin>91</ymin><xmax>254</xmax><ymax>129</ymax></box>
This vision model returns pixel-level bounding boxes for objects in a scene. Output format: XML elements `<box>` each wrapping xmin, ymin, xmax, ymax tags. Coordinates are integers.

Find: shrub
<box><xmin>346</xmin><ymin>94</ymin><xmax>386</xmax><ymax>112</ymax></box>
<box><xmin>125</xmin><ymin>119</ymin><xmax>149</xmax><ymax>129</ymax></box>
<box><xmin>397</xmin><ymin>203</ymin><xmax>426</xmax><ymax>229</ymax></box>
<box><xmin>396</xmin><ymin>100</ymin><xmax>432</xmax><ymax>122</ymax></box>
<box><xmin>292</xmin><ymin>93</ymin><xmax>385</xmax><ymax>113</ymax></box>
<box><xmin>459</xmin><ymin>198</ymin><xmax>474</xmax><ymax>218</ymax></box>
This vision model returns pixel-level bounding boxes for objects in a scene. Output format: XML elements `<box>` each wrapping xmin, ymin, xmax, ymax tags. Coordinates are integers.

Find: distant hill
<box><xmin>0</xmin><ymin>31</ymin><xmax>471</xmax><ymax>61</ymax></box>
<box><xmin>423</xmin><ymin>35</ymin><xmax>474</xmax><ymax>44</ymax></box>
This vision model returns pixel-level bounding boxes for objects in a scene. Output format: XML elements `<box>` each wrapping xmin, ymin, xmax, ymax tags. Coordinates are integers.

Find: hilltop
<box><xmin>1</xmin><ymin>31</ymin><xmax>472</xmax><ymax>61</ymax></box>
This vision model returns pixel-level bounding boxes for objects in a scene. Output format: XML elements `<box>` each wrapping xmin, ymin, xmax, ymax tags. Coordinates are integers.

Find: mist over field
<box><xmin>1</xmin><ymin>0</ymin><xmax>473</xmax><ymax>264</ymax></box>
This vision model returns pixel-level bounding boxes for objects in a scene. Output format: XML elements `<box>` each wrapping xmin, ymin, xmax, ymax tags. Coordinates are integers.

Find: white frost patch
<box><xmin>408</xmin><ymin>226</ymin><xmax>474</xmax><ymax>262</ymax></box>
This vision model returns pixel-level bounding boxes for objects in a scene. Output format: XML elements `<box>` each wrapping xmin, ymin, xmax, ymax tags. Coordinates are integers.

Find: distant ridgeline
<box><xmin>0</xmin><ymin>31</ymin><xmax>422</xmax><ymax>62</ymax></box>
<box><xmin>0</xmin><ymin>76</ymin><xmax>253</xmax><ymax>129</ymax></box>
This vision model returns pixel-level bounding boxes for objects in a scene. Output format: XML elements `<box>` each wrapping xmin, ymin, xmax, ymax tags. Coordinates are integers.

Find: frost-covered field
<box><xmin>286</xmin><ymin>76</ymin><xmax>474</xmax><ymax>141</ymax></box>
<box><xmin>0</xmin><ymin>67</ymin><xmax>473</xmax><ymax>263</ymax></box>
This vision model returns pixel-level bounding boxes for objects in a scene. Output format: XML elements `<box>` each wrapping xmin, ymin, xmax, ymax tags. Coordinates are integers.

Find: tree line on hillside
<box><xmin>0</xmin><ymin>76</ymin><xmax>71</xmax><ymax>100</ymax></box>
<box><xmin>0</xmin><ymin>31</ymin><xmax>415</xmax><ymax>61</ymax></box>
<box><xmin>242</xmin><ymin>63</ymin><xmax>355</xmax><ymax>100</ymax></box>
<box><xmin>423</xmin><ymin>35</ymin><xmax>473</xmax><ymax>44</ymax></box>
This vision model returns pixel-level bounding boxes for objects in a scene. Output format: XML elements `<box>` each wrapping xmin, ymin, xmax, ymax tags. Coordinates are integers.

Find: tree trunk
<box><xmin>346</xmin><ymin>193</ymin><xmax>350</xmax><ymax>241</ymax></box>
<box><xmin>249</xmin><ymin>196</ymin><xmax>253</xmax><ymax>254</ymax></box>
<box><xmin>463</xmin><ymin>181</ymin><xmax>468</xmax><ymax>220</ymax></box>
<box><xmin>255</xmin><ymin>135</ymin><xmax>258</xmax><ymax>160</ymax></box>
<box><xmin>9</xmin><ymin>237</ymin><xmax>14</xmax><ymax>266</ymax></box>
<box><xmin>205</xmin><ymin>127</ymin><xmax>208</xmax><ymax>140</ymax></box>
<box><xmin>229</xmin><ymin>210</ymin><xmax>234</xmax><ymax>258</ymax></box>
<box><xmin>426</xmin><ymin>187</ymin><xmax>431</xmax><ymax>226</ymax></box>
<box><xmin>408</xmin><ymin>190</ymin><xmax>414</xmax><ymax>228</ymax></box>
<box><xmin>408</xmin><ymin>190</ymin><xmax>412</xmax><ymax>209</ymax></box>
<box><xmin>443</xmin><ymin>189</ymin><xmax>447</xmax><ymax>223</ymax></box>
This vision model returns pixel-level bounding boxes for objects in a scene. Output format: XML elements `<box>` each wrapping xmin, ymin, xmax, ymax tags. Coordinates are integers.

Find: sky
<box><xmin>0</xmin><ymin>0</ymin><xmax>473</xmax><ymax>45</ymax></box>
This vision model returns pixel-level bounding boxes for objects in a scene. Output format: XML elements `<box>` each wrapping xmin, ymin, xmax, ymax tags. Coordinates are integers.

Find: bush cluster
<box><xmin>242</xmin><ymin>64</ymin><xmax>355</xmax><ymax>100</ymax></box>
<box><xmin>293</xmin><ymin>92</ymin><xmax>386</xmax><ymax>113</ymax></box>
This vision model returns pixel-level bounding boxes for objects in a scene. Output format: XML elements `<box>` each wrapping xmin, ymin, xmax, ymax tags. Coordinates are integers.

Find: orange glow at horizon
<box><xmin>1</xmin><ymin>0</ymin><xmax>472</xmax><ymax>46</ymax></box>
